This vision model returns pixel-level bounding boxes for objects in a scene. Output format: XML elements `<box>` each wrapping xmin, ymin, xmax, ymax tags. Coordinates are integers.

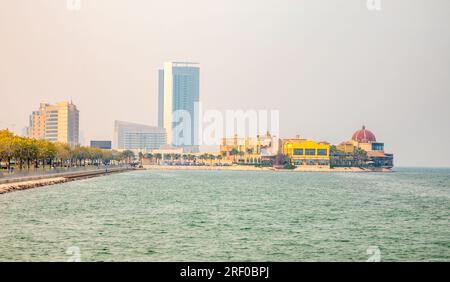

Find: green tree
<box><xmin>238</xmin><ymin>151</ymin><xmax>245</xmax><ymax>163</ymax></box>
<box><xmin>36</xmin><ymin>139</ymin><xmax>56</xmax><ymax>168</ymax></box>
<box><xmin>122</xmin><ymin>150</ymin><xmax>135</xmax><ymax>164</ymax></box>
<box><xmin>230</xmin><ymin>148</ymin><xmax>239</xmax><ymax>163</ymax></box>
<box><xmin>353</xmin><ymin>147</ymin><xmax>368</xmax><ymax>167</ymax></box>
<box><xmin>0</xmin><ymin>130</ymin><xmax>120</xmax><ymax>171</ymax></box>
<box><xmin>0</xmin><ymin>130</ymin><xmax>15</xmax><ymax>170</ymax></box>
<box><xmin>155</xmin><ymin>153</ymin><xmax>162</xmax><ymax>165</ymax></box>
<box><xmin>55</xmin><ymin>142</ymin><xmax>72</xmax><ymax>167</ymax></box>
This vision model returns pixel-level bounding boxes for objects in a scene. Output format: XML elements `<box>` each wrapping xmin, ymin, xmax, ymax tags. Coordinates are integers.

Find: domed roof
<box><xmin>352</xmin><ymin>126</ymin><xmax>376</xmax><ymax>143</ymax></box>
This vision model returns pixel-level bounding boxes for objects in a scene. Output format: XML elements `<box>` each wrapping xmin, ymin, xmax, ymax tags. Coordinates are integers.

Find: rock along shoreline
<box><xmin>0</xmin><ymin>167</ymin><xmax>134</xmax><ymax>195</ymax></box>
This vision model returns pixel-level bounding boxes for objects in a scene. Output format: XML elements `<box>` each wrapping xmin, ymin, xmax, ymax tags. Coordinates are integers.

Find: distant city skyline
<box><xmin>1</xmin><ymin>0</ymin><xmax>449</xmax><ymax>167</ymax></box>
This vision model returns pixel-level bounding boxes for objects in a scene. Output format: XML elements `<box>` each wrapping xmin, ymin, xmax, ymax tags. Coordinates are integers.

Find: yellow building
<box><xmin>336</xmin><ymin>141</ymin><xmax>356</xmax><ymax>154</ymax></box>
<box><xmin>282</xmin><ymin>137</ymin><xmax>330</xmax><ymax>167</ymax></box>
<box><xmin>27</xmin><ymin>102</ymin><xmax>79</xmax><ymax>146</ymax></box>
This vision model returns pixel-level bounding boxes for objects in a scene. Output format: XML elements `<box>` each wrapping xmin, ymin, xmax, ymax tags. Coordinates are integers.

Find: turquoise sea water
<box><xmin>0</xmin><ymin>168</ymin><xmax>449</xmax><ymax>262</ymax></box>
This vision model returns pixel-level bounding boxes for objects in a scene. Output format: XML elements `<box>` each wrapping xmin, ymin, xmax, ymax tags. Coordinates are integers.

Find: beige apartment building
<box><xmin>27</xmin><ymin>102</ymin><xmax>79</xmax><ymax>146</ymax></box>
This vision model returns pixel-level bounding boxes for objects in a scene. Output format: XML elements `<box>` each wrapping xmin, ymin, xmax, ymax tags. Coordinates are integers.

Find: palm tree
<box><xmin>138</xmin><ymin>152</ymin><xmax>144</xmax><ymax>165</ymax></box>
<box><xmin>209</xmin><ymin>154</ymin><xmax>216</xmax><ymax>165</ymax></box>
<box><xmin>155</xmin><ymin>153</ymin><xmax>162</xmax><ymax>165</ymax></box>
<box><xmin>122</xmin><ymin>150</ymin><xmax>135</xmax><ymax>165</ymax></box>
<box><xmin>238</xmin><ymin>151</ymin><xmax>245</xmax><ymax>163</ymax></box>
<box><xmin>182</xmin><ymin>154</ymin><xmax>188</xmax><ymax>164</ymax></box>
<box><xmin>230</xmin><ymin>148</ymin><xmax>239</xmax><ymax>163</ymax></box>
<box><xmin>198</xmin><ymin>154</ymin><xmax>205</xmax><ymax>164</ymax></box>
<box><xmin>353</xmin><ymin>148</ymin><xmax>368</xmax><ymax>167</ymax></box>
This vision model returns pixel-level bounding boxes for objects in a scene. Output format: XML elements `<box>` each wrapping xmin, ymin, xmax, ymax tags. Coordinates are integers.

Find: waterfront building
<box><xmin>342</xmin><ymin>126</ymin><xmax>394</xmax><ymax>168</ymax></box>
<box><xmin>158</xmin><ymin>69</ymin><xmax>165</xmax><ymax>129</ymax></box>
<box><xmin>113</xmin><ymin>120</ymin><xmax>166</xmax><ymax>153</ymax></box>
<box><xmin>159</xmin><ymin>62</ymin><xmax>200</xmax><ymax>152</ymax></box>
<box><xmin>335</xmin><ymin>141</ymin><xmax>355</xmax><ymax>154</ymax></box>
<box><xmin>90</xmin><ymin>140</ymin><xmax>112</xmax><ymax>150</ymax></box>
<box><xmin>27</xmin><ymin>102</ymin><xmax>79</xmax><ymax>146</ymax></box>
<box><xmin>281</xmin><ymin>137</ymin><xmax>330</xmax><ymax>167</ymax></box>
<box><xmin>220</xmin><ymin>132</ymin><xmax>280</xmax><ymax>164</ymax></box>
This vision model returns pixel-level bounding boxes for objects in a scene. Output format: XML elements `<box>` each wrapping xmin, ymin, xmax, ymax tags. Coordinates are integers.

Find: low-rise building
<box><xmin>113</xmin><ymin>120</ymin><xmax>166</xmax><ymax>153</ymax></box>
<box><xmin>333</xmin><ymin>126</ymin><xmax>394</xmax><ymax>168</ymax></box>
<box><xmin>220</xmin><ymin>132</ymin><xmax>279</xmax><ymax>164</ymax></box>
<box><xmin>90</xmin><ymin>140</ymin><xmax>112</xmax><ymax>150</ymax></box>
<box><xmin>281</xmin><ymin>137</ymin><xmax>330</xmax><ymax>167</ymax></box>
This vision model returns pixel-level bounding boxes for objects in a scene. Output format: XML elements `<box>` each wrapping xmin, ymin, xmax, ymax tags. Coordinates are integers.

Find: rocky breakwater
<box><xmin>0</xmin><ymin>177</ymin><xmax>69</xmax><ymax>194</ymax></box>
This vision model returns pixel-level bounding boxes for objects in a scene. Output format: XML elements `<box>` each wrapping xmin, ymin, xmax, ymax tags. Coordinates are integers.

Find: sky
<box><xmin>0</xmin><ymin>0</ymin><xmax>449</xmax><ymax>167</ymax></box>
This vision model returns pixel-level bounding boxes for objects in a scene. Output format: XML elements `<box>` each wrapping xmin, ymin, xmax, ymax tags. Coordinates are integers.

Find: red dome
<box><xmin>352</xmin><ymin>126</ymin><xmax>376</xmax><ymax>143</ymax></box>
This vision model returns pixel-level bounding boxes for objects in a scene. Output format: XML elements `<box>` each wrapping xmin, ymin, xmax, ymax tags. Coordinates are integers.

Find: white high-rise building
<box><xmin>158</xmin><ymin>69</ymin><xmax>165</xmax><ymax>129</ymax></box>
<box><xmin>113</xmin><ymin>120</ymin><xmax>166</xmax><ymax>152</ymax></box>
<box><xmin>158</xmin><ymin>62</ymin><xmax>200</xmax><ymax>153</ymax></box>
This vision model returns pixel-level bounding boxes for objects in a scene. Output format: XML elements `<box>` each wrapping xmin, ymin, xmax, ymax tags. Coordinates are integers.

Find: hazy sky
<box><xmin>1</xmin><ymin>0</ymin><xmax>449</xmax><ymax>167</ymax></box>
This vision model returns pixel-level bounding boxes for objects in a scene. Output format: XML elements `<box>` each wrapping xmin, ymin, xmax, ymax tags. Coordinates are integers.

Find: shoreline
<box><xmin>143</xmin><ymin>165</ymin><xmax>393</xmax><ymax>173</ymax></box>
<box><xmin>0</xmin><ymin>167</ymin><xmax>135</xmax><ymax>195</ymax></box>
<box><xmin>0</xmin><ymin>165</ymin><xmax>392</xmax><ymax>195</ymax></box>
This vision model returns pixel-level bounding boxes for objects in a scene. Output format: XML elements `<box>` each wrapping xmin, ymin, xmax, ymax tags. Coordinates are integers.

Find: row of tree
<box><xmin>140</xmin><ymin>150</ymin><xmax>273</xmax><ymax>166</ymax></box>
<box><xmin>329</xmin><ymin>145</ymin><xmax>369</xmax><ymax>168</ymax></box>
<box><xmin>0</xmin><ymin>130</ymin><xmax>135</xmax><ymax>170</ymax></box>
<box><xmin>140</xmin><ymin>152</ymin><xmax>226</xmax><ymax>165</ymax></box>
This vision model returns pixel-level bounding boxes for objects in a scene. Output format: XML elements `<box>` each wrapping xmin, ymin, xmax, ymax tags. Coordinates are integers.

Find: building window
<box><xmin>293</xmin><ymin>148</ymin><xmax>303</xmax><ymax>155</ymax></box>
<box><xmin>317</xmin><ymin>149</ymin><xmax>327</xmax><ymax>156</ymax></box>
<box><xmin>372</xmin><ymin>143</ymin><xmax>384</xmax><ymax>151</ymax></box>
<box><xmin>305</xmin><ymin>149</ymin><xmax>316</xmax><ymax>156</ymax></box>
<box><xmin>306</xmin><ymin>160</ymin><xmax>315</xmax><ymax>166</ymax></box>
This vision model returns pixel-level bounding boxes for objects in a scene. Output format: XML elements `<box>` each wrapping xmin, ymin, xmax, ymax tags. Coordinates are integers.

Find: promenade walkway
<box><xmin>0</xmin><ymin>165</ymin><xmax>131</xmax><ymax>185</ymax></box>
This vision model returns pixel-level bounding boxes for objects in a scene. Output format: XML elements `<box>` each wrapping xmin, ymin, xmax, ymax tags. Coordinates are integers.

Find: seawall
<box><xmin>0</xmin><ymin>167</ymin><xmax>134</xmax><ymax>195</ymax></box>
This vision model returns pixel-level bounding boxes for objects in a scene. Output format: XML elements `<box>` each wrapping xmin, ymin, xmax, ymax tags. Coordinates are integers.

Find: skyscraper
<box><xmin>158</xmin><ymin>69</ymin><xmax>164</xmax><ymax>129</ymax></box>
<box><xmin>27</xmin><ymin>102</ymin><xmax>79</xmax><ymax>146</ymax></box>
<box><xmin>158</xmin><ymin>62</ymin><xmax>200</xmax><ymax>152</ymax></box>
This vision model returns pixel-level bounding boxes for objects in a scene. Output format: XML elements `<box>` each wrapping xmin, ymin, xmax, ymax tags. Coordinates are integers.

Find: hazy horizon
<box><xmin>1</xmin><ymin>0</ymin><xmax>449</xmax><ymax>167</ymax></box>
